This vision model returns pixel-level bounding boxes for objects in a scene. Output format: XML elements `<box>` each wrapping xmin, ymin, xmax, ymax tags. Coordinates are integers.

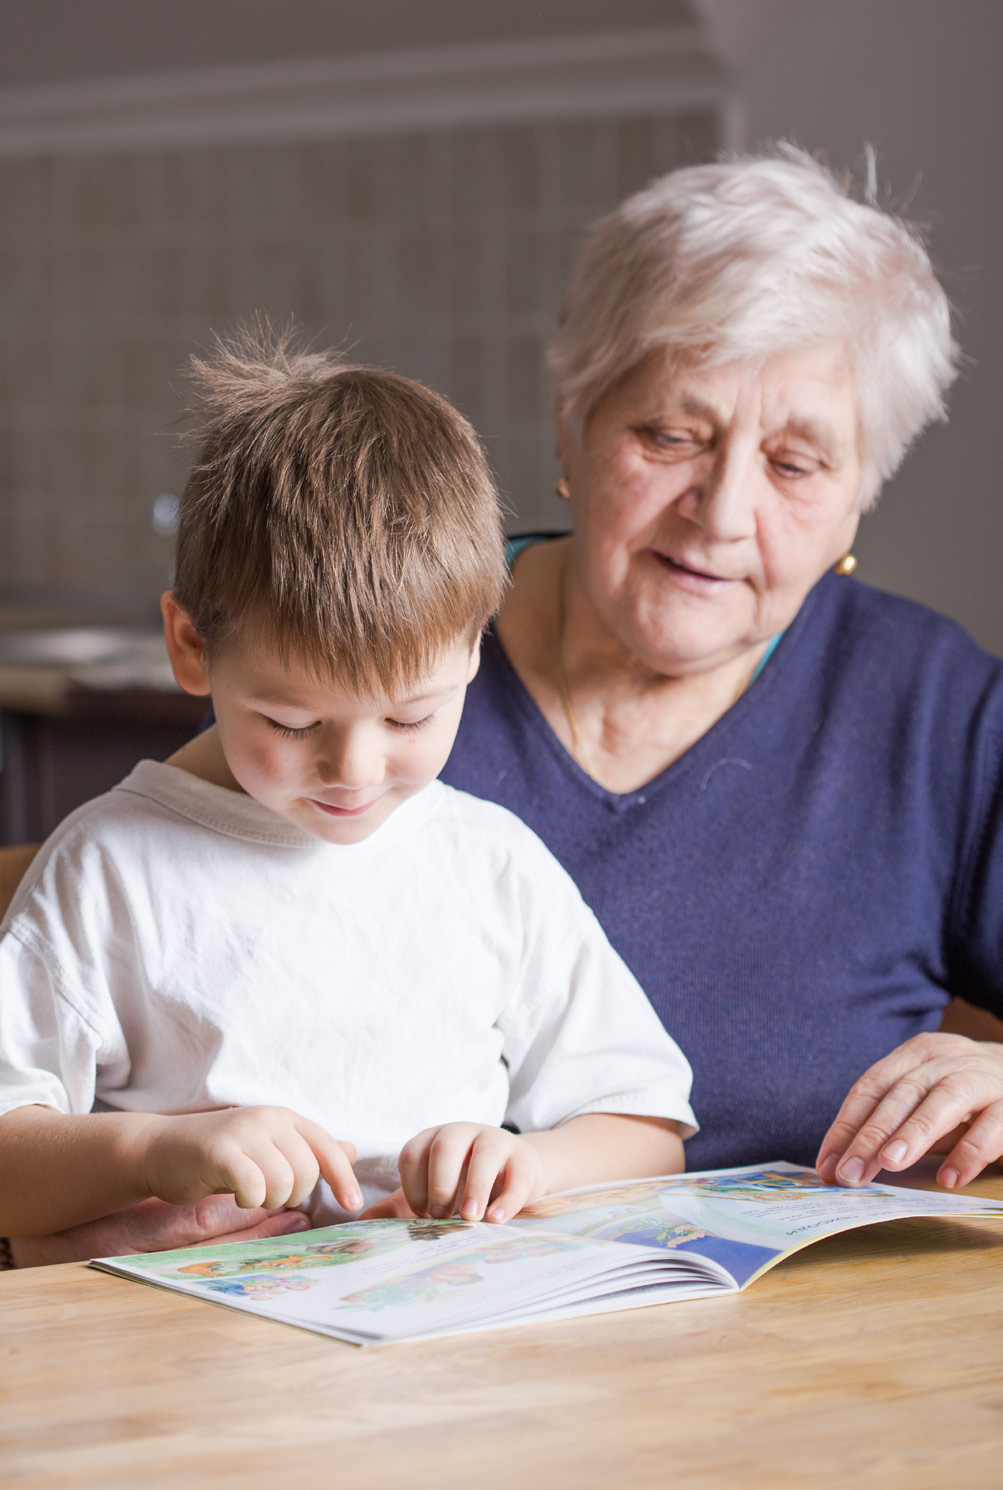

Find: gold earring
<box><xmin>555</xmin><ymin>477</ymin><xmax>571</xmax><ymax>501</ymax></box>
<box><xmin>834</xmin><ymin>553</ymin><xmax>857</xmax><ymax>576</ymax></box>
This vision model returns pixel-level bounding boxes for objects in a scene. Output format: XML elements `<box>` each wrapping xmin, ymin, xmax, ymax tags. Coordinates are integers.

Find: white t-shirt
<box><xmin>0</xmin><ymin>763</ymin><xmax>695</xmax><ymax>1217</ymax></box>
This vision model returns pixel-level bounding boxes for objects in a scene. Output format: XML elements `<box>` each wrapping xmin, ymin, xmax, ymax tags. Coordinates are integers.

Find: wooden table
<box><xmin>3</xmin><ymin>1167</ymin><xmax>1002</xmax><ymax>1490</ymax></box>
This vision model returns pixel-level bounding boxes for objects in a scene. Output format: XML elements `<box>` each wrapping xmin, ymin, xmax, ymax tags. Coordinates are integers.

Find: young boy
<box><xmin>0</xmin><ymin>337</ymin><xmax>695</xmax><ymax>1240</ymax></box>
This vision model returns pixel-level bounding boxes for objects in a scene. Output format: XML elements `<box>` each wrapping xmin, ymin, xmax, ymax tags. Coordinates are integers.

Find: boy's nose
<box><xmin>314</xmin><ymin>730</ymin><xmax>383</xmax><ymax>790</ymax></box>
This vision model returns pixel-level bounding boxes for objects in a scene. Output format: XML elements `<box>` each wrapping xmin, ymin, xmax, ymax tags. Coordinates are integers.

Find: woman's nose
<box><xmin>680</xmin><ymin>447</ymin><xmax>758</xmax><ymax>541</ymax></box>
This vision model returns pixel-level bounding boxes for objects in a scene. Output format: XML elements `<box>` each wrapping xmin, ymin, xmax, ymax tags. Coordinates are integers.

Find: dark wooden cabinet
<box><xmin>0</xmin><ymin>689</ymin><xmax>206</xmax><ymax>844</ymax></box>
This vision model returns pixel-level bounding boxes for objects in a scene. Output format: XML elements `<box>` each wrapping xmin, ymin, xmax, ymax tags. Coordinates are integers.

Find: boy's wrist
<box><xmin>105</xmin><ymin>1110</ymin><xmax>168</xmax><ymax>1203</ymax></box>
<box><xmin>518</xmin><ymin>1130</ymin><xmax>563</xmax><ymax>1199</ymax></box>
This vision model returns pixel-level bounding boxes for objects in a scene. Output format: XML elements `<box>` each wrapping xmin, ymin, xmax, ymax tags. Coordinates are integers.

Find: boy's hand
<box><xmin>397</xmin><ymin>1123</ymin><xmax>546</xmax><ymax>1224</ymax></box>
<box><xmin>140</xmin><ymin>1106</ymin><xmax>362</xmax><ymax>1213</ymax></box>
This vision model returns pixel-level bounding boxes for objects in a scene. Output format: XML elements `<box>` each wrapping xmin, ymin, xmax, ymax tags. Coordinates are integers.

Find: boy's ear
<box><xmin>466</xmin><ymin>639</ymin><xmax>482</xmax><ymax>684</ymax></box>
<box><xmin>161</xmin><ymin>592</ymin><xmax>212</xmax><ymax>697</ymax></box>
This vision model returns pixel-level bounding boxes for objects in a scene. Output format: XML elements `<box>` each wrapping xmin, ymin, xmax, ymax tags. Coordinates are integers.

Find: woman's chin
<box><xmin>625</xmin><ymin>603</ymin><xmax>756</xmax><ymax>678</ymax></box>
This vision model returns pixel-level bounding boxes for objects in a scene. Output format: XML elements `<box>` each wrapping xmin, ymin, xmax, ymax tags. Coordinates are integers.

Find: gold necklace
<box><xmin>555</xmin><ymin>546</ymin><xmax>598</xmax><ymax>780</ymax></box>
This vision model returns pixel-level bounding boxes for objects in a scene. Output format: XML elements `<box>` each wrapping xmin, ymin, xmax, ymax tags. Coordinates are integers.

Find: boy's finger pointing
<box><xmin>301</xmin><ymin>1119</ymin><xmax>363</xmax><ymax>1211</ymax></box>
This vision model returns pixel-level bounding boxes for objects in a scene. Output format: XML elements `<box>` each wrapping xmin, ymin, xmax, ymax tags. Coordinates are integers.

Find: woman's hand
<box><xmin>9</xmin><ymin>1194</ymin><xmax>314</xmax><ymax>1269</ymax></box>
<box><xmin>396</xmin><ymin>1123</ymin><xmax>547</xmax><ymax>1224</ymax></box>
<box><xmin>816</xmin><ymin>1033</ymin><xmax>1003</xmax><ymax>1189</ymax></box>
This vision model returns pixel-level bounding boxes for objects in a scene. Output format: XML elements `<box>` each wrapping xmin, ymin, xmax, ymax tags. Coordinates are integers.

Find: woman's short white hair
<box><xmin>548</xmin><ymin>146</ymin><xmax>958</xmax><ymax>506</ymax></box>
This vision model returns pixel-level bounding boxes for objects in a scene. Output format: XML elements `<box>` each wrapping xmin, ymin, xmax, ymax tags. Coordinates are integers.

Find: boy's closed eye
<box><xmin>388</xmin><ymin>713</ymin><xmax>436</xmax><ymax>735</ymax></box>
<box><xmin>265</xmin><ymin>718</ymin><xmax>319</xmax><ymax>739</ymax></box>
<box><xmin>263</xmin><ymin>714</ymin><xmax>436</xmax><ymax>739</ymax></box>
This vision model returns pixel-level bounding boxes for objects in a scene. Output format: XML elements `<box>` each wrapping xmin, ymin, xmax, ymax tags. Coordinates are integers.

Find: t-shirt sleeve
<box><xmin>496</xmin><ymin>829</ymin><xmax>697</xmax><ymax>1138</ymax></box>
<box><xmin>0</xmin><ymin>841</ymin><xmax>128</xmax><ymax>1118</ymax></box>
<box><xmin>0</xmin><ymin>927</ymin><xmax>105</xmax><ymax>1116</ymax></box>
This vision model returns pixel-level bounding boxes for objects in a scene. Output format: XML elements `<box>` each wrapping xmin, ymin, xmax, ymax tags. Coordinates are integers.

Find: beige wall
<box><xmin>0</xmin><ymin>109</ymin><xmax>716</xmax><ymax>621</ymax></box>
<box><xmin>3</xmin><ymin>0</ymin><xmax>1000</xmax><ymax>654</ymax></box>
<box><xmin>704</xmin><ymin>0</ymin><xmax>1003</xmax><ymax>654</ymax></box>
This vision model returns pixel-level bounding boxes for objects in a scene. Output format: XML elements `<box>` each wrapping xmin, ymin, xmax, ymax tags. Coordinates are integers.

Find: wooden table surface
<box><xmin>3</xmin><ymin>1167</ymin><xmax>1002</xmax><ymax>1490</ymax></box>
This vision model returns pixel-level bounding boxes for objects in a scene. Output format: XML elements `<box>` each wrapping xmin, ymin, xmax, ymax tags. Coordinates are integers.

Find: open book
<box><xmin>91</xmin><ymin>1162</ymin><xmax>1003</xmax><ymax>1346</ymax></box>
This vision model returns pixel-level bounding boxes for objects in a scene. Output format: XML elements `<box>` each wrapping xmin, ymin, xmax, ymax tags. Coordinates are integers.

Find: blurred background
<box><xmin>0</xmin><ymin>0</ymin><xmax>999</xmax><ymax>661</ymax></box>
<box><xmin>1</xmin><ymin>0</ymin><xmax>1000</xmax><ymax>647</ymax></box>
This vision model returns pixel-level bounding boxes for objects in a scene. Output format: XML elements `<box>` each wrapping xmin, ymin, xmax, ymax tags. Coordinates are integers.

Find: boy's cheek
<box><xmin>425</xmin><ymin>705</ymin><xmax>470</xmax><ymax>773</ymax></box>
<box><xmin>414</xmin><ymin>735</ymin><xmax>461</xmax><ymax>782</ymax></box>
<box><xmin>225</xmin><ymin>745</ymin><xmax>289</xmax><ymax>798</ymax></box>
<box><xmin>396</xmin><ymin>749</ymin><xmax>442</xmax><ymax>788</ymax></box>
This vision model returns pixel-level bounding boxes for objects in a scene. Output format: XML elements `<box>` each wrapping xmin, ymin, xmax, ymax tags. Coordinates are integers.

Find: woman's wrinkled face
<box><xmin>560</xmin><ymin>345</ymin><xmax>865</xmax><ymax>676</ymax></box>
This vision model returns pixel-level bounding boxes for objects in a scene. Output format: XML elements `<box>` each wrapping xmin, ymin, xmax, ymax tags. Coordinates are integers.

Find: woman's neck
<box><xmin>496</xmin><ymin>536</ymin><xmax>767</xmax><ymax>794</ymax></box>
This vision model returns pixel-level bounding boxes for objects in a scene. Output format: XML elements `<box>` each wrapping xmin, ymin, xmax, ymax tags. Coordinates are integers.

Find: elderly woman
<box><xmin>441</xmin><ymin>147</ymin><xmax>1003</xmax><ymax>1194</ymax></box>
<box><xmin>10</xmin><ymin>147</ymin><xmax>1003</xmax><ymax>1268</ymax></box>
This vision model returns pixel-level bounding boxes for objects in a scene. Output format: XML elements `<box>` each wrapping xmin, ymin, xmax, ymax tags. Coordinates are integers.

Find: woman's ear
<box><xmin>161</xmin><ymin>592</ymin><xmax>212</xmax><ymax>697</ymax></box>
<box><xmin>556</xmin><ymin>404</ymin><xmax>575</xmax><ymax>480</ymax></box>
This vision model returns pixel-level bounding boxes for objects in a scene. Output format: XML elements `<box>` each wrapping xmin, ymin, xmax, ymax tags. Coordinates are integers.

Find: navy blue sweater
<box><xmin>442</xmin><ymin>571</ymin><xmax>1003</xmax><ymax>1170</ymax></box>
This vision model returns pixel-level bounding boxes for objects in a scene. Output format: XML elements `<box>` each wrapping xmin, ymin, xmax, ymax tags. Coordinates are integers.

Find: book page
<box><xmin>92</xmin><ymin>1162</ymin><xmax>1003</xmax><ymax>1341</ymax></box>
<box><xmin>94</xmin><ymin>1214</ymin><xmax>708</xmax><ymax>1345</ymax></box>
<box><xmin>510</xmin><ymin>1163</ymin><xmax>1003</xmax><ymax>1289</ymax></box>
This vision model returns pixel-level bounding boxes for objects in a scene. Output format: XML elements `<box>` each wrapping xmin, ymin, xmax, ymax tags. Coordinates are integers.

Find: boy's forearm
<box><xmin>0</xmin><ymin>1106</ymin><xmax>160</xmax><ymax>1236</ymax></box>
<box><xmin>523</xmin><ymin>1113</ymin><xmax>685</xmax><ymax>1197</ymax></box>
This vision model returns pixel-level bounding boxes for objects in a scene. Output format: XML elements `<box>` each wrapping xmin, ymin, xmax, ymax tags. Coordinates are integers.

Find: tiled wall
<box><xmin>0</xmin><ymin>109</ymin><xmax>717</xmax><ymax>619</ymax></box>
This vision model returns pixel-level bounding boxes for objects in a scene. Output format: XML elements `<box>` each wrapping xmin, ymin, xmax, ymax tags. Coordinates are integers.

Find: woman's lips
<box><xmin>310</xmin><ymin>797</ymin><xmax>380</xmax><ymax>818</ymax></box>
<box><xmin>654</xmin><ymin>551</ymin><xmax>735</xmax><ymax>588</ymax></box>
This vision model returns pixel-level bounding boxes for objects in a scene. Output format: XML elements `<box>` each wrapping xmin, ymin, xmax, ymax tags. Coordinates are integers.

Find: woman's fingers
<box><xmin>196</xmin><ymin>1209</ymin><xmax>312</xmax><ymax>1245</ymax></box>
<box><xmin>360</xmin><ymin>1187</ymin><xmax>415</xmax><ymax>1220</ymax></box>
<box><xmin>167</xmin><ymin>1195</ymin><xmax>308</xmax><ymax>1245</ymax></box>
<box><xmin>815</xmin><ymin>1036</ymin><xmax>954</xmax><ymax>1179</ymax></box>
<box><xmin>935</xmin><ymin>1100</ymin><xmax>1003</xmax><ymax>1189</ymax></box>
<box><xmin>837</xmin><ymin>1078</ymin><xmax>971</xmax><ymax>1186</ymax></box>
<box><xmin>8</xmin><ymin>1198</ymin><xmax>313</xmax><ymax>1268</ymax></box>
<box><xmin>817</xmin><ymin>1035</ymin><xmax>1003</xmax><ymax>1186</ymax></box>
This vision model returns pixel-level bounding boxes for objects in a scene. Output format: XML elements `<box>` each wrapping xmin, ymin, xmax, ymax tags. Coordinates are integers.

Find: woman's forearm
<box><xmin>523</xmin><ymin>1112</ymin><xmax>685</xmax><ymax>1195</ymax></box>
<box><xmin>0</xmin><ymin>1105</ymin><xmax>159</xmax><ymax>1236</ymax></box>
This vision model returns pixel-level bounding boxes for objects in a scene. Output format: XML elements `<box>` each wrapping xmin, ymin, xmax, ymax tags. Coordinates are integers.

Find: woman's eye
<box><xmin>265</xmin><ymin>719</ymin><xmax>317</xmax><ymax>739</ymax></box>
<box><xmin>647</xmin><ymin>427</ymin><xmax>699</xmax><ymax>451</ymax></box>
<box><xmin>771</xmin><ymin>456</ymin><xmax>815</xmax><ymax>480</ymax></box>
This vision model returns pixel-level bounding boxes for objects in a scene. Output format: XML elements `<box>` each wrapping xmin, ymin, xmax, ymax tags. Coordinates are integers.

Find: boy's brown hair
<box><xmin>172</xmin><ymin>330</ymin><xmax>507</xmax><ymax>694</ymax></box>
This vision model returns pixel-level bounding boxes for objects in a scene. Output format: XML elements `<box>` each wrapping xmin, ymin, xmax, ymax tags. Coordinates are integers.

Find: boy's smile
<box><xmin>311</xmin><ymin>798</ymin><xmax>383</xmax><ymax>820</ymax></box>
<box><xmin>162</xmin><ymin>597</ymin><xmax>479</xmax><ymax>846</ymax></box>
